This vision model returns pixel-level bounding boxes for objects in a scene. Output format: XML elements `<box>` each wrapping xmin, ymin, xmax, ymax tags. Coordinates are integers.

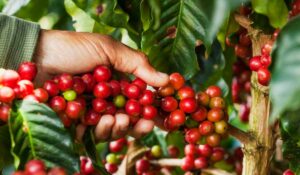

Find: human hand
<box><xmin>33</xmin><ymin>29</ymin><xmax>169</xmax><ymax>140</ymax></box>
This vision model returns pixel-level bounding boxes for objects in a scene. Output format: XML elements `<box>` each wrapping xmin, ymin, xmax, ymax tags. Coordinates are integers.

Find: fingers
<box><xmin>111</xmin><ymin>113</ymin><xmax>130</xmax><ymax>139</ymax></box>
<box><xmin>129</xmin><ymin>118</ymin><xmax>154</xmax><ymax>139</ymax></box>
<box><xmin>94</xmin><ymin>114</ymin><xmax>115</xmax><ymax>141</ymax></box>
<box><xmin>103</xmin><ymin>38</ymin><xmax>169</xmax><ymax>87</ymax></box>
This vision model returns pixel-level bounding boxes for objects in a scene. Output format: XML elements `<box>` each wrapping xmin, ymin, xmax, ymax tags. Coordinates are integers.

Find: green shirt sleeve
<box><xmin>0</xmin><ymin>14</ymin><xmax>40</xmax><ymax>69</ymax></box>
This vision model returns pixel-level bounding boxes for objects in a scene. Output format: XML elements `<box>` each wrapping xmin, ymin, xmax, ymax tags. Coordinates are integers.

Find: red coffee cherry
<box><xmin>211</xmin><ymin>147</ymin><xmax>225</xmax><ymax>162</ymax></box>
<box><xmin>105</xmin><ymin>163</ymin><xmax>118</xmax><ymax>174</ymax></box>
<box><xmin>109</xmin><ymin>138</ymin><xmax>127</xmax><ymax>153</ymax></box>
<box><xmin>0</xmin><ymin>86</ymin><xmax>15</xmax><ymax>103</ymax></box>
<box><xmin>132</xmin><ymin>78</ymin><xmax>147</xmax><ymax>91</ymax></box>
<box><xmin>142</xmin><ymin>105</ymin><xmax>157</xmax><ymax>120</ymax></box>
<box><xmin>58</xmin><ymin>73</ymin><xmax>73</xmax><ymax>91</ymax></box>
<box><xmin>181</xmin><ymin>156</ymin><xmax>194</xmax><ymax>171</ymax></box>
<box><xmin>125</xmin><ymin>99</ymin><xmax>141</xmax><ymax>117</ymax></box>
<box><xmin>198</xmin><ymin>144</ymin><xmax>213</xmax><ymax>157</ymax></box>
<box><xmin>239</xmin><ymin>103</ymin><xmax>250</xmax><ymax>122</ymax></box>
<box><xmin>191</xmin><ymin>107</ymin><xmax>207</xmax><ymax>122</ymax></box>
<box><xmin>194</xmin><ymin>157</ymin><xmax>208</xmax><ymax>169</ymax></box>
<box><xmin>124</xmin><ymin>83</ymin><xmax>141</xmax><ymax>99</ymax></box>
<box><xmin>199</xmin><ymin>121</ymin><xmax>214</xmax><ymax>136</ymax></box>
<box><xmin>0</xmin><ymin>104</ymin><xmax>10</xmax><ymax>122</ymax></box>
<box><xmin>65</xmin><ymin>101</ymin><xmax>83</xmax><ymax>119</ymax></box>
<box><xmin>257</xmin><ymin>68</ymin><xmax>271</xmax><ymax>86</ymax></box>
<box><xmin>59</xmin><ymin>113</ymin><xmax>72</xmax><ymax>128</ymax></box>
<box><xmin>168</xmin><ymin>145</ymin><xmax>180</xmax><ymax>158</ymax></box>
<box><xmin>48</xmin><ymin>167</ymin><xmax>66</xmax><ymax>175</ymax></box>
<box><xmin>33</xmin><ymin>88</ymin><xmax>49</xmax><ymax>103</ymax></box>
<box><xmin>49</xmin><ymin>96</ymin><xmax>67</xmax><ymax>113</ymax></box>
<box><xmin>93</xmin><ymin>82</ymin><xmax>112</xmax><ymax>98</ymax></box>
<box><xmin>161</xmin><ymin>96</ymin><xmax>178</xmax><ymax>112</ymax></box>
<box><xmin>179</xmin><ymin>98</ymin><xmax>197</xmax><ymax>113</ymax></box>
<box><xmin>109</xmin><ymin>80</ymin><xmax>121</xmax><ymax>96</ymax></box>
<box><xmin>158</xmin><ymin>85</ymin><xmax>175</xmax><ymax>97</ymax></box>
<box><xmin>184</xmin><ymin>144</ymin><xmax>197</xmax><ymax>156</ymax></box>
<box><xmin>206</xmin><ymin>133</ymin><xmax>221</xmax><ymax>147</ymax></box>
<box><xmin>177</xmin><ymin>86</ymin><xmax>195</xmax><ymax>100</ymax></box>
<box><xmin>261</xmin><ymin>43</ymin><xmax>272</xmax><ymax>56</ymax></box>
<box><xmin>84</xmin><ymin>109</ymin><xmax>101</xmax><ymax>125</ymax></box>
<box><xmin>16</xmin><ymin>80</ymin><xmax>34</xmax><ymax>98</ymax></box>
<box><xmin>25</xmin><ymin>160</ymin><xmax>45</xmax><ymax>174</ymax></box>
<box><xmin>169</xmin><ymin>109</ymin><xmax>186</xmax><ymax>127</ymax></box>
<box><xmin>260</xmin><ymin>54</ymin><xmax>272</xmax><ymax>67</ymax></box>
<box><xmin>80</xmin><ymin>156</ymin><xmax>95</xmax><ymax>174</ymax></box>
<box><xmin>234</xmin><ymin>44</ymin><xmax>251</xmax><ymax>58</ymax></box>
<box><xmin>93</xmin><ymin>65</ymin><xmax>112</xmax><ymax>82</ymax></box>
<box><xmin>135</xmin><ymin>159</ymin><xmax>150</xmax><ymax>174</ymax></box>
<box><xmin>72</xmin><ymin>76</ymin><xmax>86</xmax><ymax>95</ymax></box>
<box><xmin>207</xmin><ymin>108</ymin><xmax>224</xmax><ymax>122</ymax></box>
<box><xmin>249</xmin><ymin>56</ymin><xmax>262</xmax><ymax>71</ymax></box>
<box><xmin>1</xmin><ymin>69</ymin><xmax>20</xmax><ymax>88</ymax></box>
<box><xmin>105</xmin><ymin>102</ymin><xmax>117</xmax><ymax>115</ymax></box>
<box><xmin>43</xmin><ymin>80</ymin><xmax>59</xmax><ymax>97</ymax></box>
<box><xmin>196</xmin><ymin>92</ymin><xmax>210</xmax><ymax>106</ymax></box>
<box><xmin>81</xmin><ymin>73</ymin><xmax>96</xmax><ymax>92</ymax></box>
<box><xmin>92</xmin><ymin>98</ymin><xmax>107</xmax><ymax>113</ymax></box>
<box><xmin>185</xmin><ymin>128</ymin><xmax>201</xmax><ymax>144</ymax></box>
<box><xmin>139</xmin><ymin>90</ymin><xmax>155</xmax><ymax>106</ymax></box>
<box><xmin>283</xmin><ymin>169</ymin><xmax>295</xmax><ymax>175</ymax></box>
<box><xmin>169</xmin><ymin>72</ymin><xmax>185</xmax><ymax>90</ymax></box>
<box><xmin>239</xmin><ymin>32</ymin><xmax>251</xmax><ymax>46</ymax></box>
<box><xmin>17</xmin><ymin>62</ymin><xmax>37</xmax><ymax>81</ymax></box>
<box><xmin>206</xmin><ymin>85</ymin><xmax>222</xmax><ymax>98</ymax></box>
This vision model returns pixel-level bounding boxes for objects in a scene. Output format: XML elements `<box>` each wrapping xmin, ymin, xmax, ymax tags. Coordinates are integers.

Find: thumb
<box><xmin>109</xmin><ymin>43</ymin><xmax>169</xmax><ymax>87</ymax></box>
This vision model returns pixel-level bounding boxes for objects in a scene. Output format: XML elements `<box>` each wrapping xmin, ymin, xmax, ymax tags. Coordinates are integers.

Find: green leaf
<box><xmin>270</xmin><ymin>16</ymin><xmax>300</xmax><ymax>120</ymax></box>
<box><xmin>140</xmin><ymin>0</ymin><xmax>160</xmax><ymax>31</ymax></box>
<box><xmin>9</xmin><ymin>100</ymin><xmax>79</xmax><ymax>174</ymax></box>
<box><xmin>1</xmin><ymin>0</ymin><xmax>30</xmax><ymax>15</ymax></box>
<box><xmin>251</xmin><ymin>0</ymin><xmax>288</xmax><ymax>28</ymax></box>
<box><xmin>141</xmin><ymin>127</ymin><xmax>168</xmax><ymax>156</ymax></box>
<box><xmin>64</xmin><ymin>0</ymin><xmax>113</xmax><ymax>33</ymax></box>
<box><xmin>280</xmin><ymin>109</ymin><xmax>300</xmax><ymax>140</ymax></box>
<box><xmin>0</xmin><ymin>125</ymin><xmax>13</xmax><ymax>169</ymax></box>
<box><xmin>166</xmin><ymin>131</ymin><xmax>185</xmax><ymax>157</ymax></box>
<box><xmin>14</xmin><ymin>0</ymin><xmax>49</xmax><ymax>22</ymax></box>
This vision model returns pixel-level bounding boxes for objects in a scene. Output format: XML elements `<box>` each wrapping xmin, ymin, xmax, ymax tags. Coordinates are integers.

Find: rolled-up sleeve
<box><xmin>0</xmin><ymin>14</ymin><xmax>40</xmax><ymax>69</ymax></box>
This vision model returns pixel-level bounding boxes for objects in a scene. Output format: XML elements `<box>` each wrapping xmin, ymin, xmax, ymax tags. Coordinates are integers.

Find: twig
<box><xmin>228</xmin><ymin>124</ymin><xmax>253</xmax><ymax>144</ymax></box>
<box><xmin>202</xmin><ymin>168</ymin><xmax>237</xmax><ymax>175</ymax></box>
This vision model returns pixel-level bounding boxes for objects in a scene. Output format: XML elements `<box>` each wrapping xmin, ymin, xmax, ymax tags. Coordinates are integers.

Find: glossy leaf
<box><xmin>270</xmin><ymin>16</ymin><xmax>300</xmax><ymax>120</ymax></box>
<box><xmin>64</xmin><ymin>0</ymin><xmax>113</xmax><ymax>33</ymax></box>
<box><xmin>15</xmin><ymin>0</ymin><xmax>49</xmax><ymax>21</ymax></box>
<box><xmin>9</xmin><ymin>100</ymin><xmax>79</xmax><ymax>173</ymax></box>
<box><xmin>1</xmin><ymin>0</ymin><xmax>29</xmax><ymax>15</ymax></box>
<box><xmin>251</xmin><ymin>0</ymin><xmax>288</xmax><ymax>28</ymax></box>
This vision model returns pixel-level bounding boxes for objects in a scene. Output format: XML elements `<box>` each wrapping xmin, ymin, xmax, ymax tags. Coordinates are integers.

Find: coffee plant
<box><xmin>1</xmin><ymin>0</ymin><xmax>300</xmax><ymax>175</ymax></box>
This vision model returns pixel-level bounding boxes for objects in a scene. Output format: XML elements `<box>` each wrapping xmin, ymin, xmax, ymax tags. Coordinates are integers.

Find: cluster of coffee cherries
<box><xmin>103</xmin><ymin>138</ymin><xmax>128</xmax><ymax>174</ymax></box>
<box><xmin>289</xmin><ymin>0</ymin><xmax>300</xmax><ymax>18</ymax></box>
<box><xmin>225</xmin><ymin>147</ymin><xmax>243</xmax><ymax>175</ymax></box>
<box><xmin>12</xmin><ymin>159</ymin><xmax>67</xmax><ymax>175</ymax></box>
<box><xmin>0</xmin><ymin>62</ymin><xmax>39</xmax><ymax>122</ymax></box>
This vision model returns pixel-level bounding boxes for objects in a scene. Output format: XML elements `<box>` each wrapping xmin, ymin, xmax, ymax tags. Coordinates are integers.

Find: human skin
<box><xmin>33</xmin><ymin>30</ymin><xmax>169</xmax><ymax>141</ymax></box>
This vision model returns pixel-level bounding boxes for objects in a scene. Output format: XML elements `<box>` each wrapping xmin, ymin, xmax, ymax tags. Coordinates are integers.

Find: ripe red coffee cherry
<box><xmin>191</xmin><ymin>107</ymin><xmax>207</xmax><ymax>122</ymax></box>
<box><xmin>181</xmin><ymin>156</ymin><xmax>194</xmax><ymax>171</ymax></box>
<box><xmin>25</xmin><ymin>159</ymin><xmax>45</xmax><ymax>174</ymax></box>
<box><xmin>81</xmin><ymin>73</ymin><xmax>96</xmax><ymax>92</ymax></box>
<box><xmin>169</xmin><ymin>109</ymin><xmax>186</xmax><ymax>127</ymax></box>
<box><xmin>234</xmin><ymin>147</ymin><xmax>244</xmax><ymax>160</ymax></box>
<box><xmin>185</xmin><ymin>128</ymin><xmax>201</xmax><ymax>144</ymax></box>
<box><xmin>0</xmin><ymin>104</ymin><xmax>10</xmax><ymax>122</ymax></box>
<box><xmin>92</xmin><ymin>98</ymin><xmax>107</xmax><ymax>113</ymax></box>
<box><xmin>109</xmin><ymin>80</ymin><xmax>121</xmax><ymax>96</ymax></box>
<box><xmin>234</xmin><ymin>44</ymin><xmax>251</xmax><ymax>58</ymax></box>
<box><xmin>139</xmin><ymin>90</ymin><xmax>155</xmax><ymax>105</ymax></box>
<box><xmin>72</xmin><ymin>77</ymin><xmax>86</xmax><ymax>95</ymax></box>
<box><xmin>125</xmin><ymin>99</ymin><xmax>141</xmax><ymax>117</ymax></box>
<box><xmin>33</xmin><ymin>88</ymin><xmax>49</xmax><ymax>103</ymax></box>
<box><xmin>177</xmin><ymin>86</ymin><xmax>195</xmax><ymax>100</ymax></box>
<box><xmin>105</xmin><ymin>102</ymin><xmax>117</xmax><ymax>115</ymax></box>
<box><xmin>58</xmin><ymin>73</ymin><xmax>73</xmax><ymax>91</ymax></box>
<box><xmin>84</xmin><ymin>109</ymin><xmax>101</xmax><ymax>125</ymax></box>
<box><xmin>239</xmin><ymin>103</ymin><xmax>250</xmax><ymax>122</ymax></box>
<box><xmin>184</xmin><ymin>144</ymin><xmax>197</xmax><ymax>156</ymax></box>
<box><xmin>105</xmin><ymin>163</ymin><xmax>118</xmax><ymax>174</ymax></box>
<box><xmin>261</xmin><ymin>43</ymin><xmax>272</xmax><ymax>56</ymax></box>
<box><xmin>249</xmin><ymin>56</ymin><xmax>262</xmax><ymax>71</ymax></box>
<box><xmin>93</xmin><ymin>82</ymin><xmax>112</xmax><ymax>98</ymax></box>
<box><xmin>214</xmin><ymin>120</ymin><xmax>228</xmax><ymax>135</ymax></box>
<box><xmin>59</xmin><ymin>113</ymin><xmax>72</xmax><ymax>127</ymax></box>
<box><xmin>196</xmin><ymin>92</ymin><xmax>210</xmax><ymax>106</ymax></box>
<box><xmin>206</xmin><ymin>133</ymin><xmax>221</xmax><ymax>147</ymax></box>
<box><xmin>0</xmin><ymin>86</ymin><xmax>15</xmax><ymax>103</ymax></box>
<box><xmin>142</xmin><ymin>105</ymin><xmax>157</xmax><ymax>120</ymax></box>
<box><xmin>211</xmin><ymin>147</ymin><xmax>225</xmax><ymax>162</ymax></box>
<box><xmin>65</xmin><ymin>101</ymin><xmax>82</xmax><ymax>119</ymax></box>
<box><xmin>50</xmin><ymin>96</ymin><xmax>67</xmax><ymax>112</ymax></box>
<box><xmin>48</xmin><ymin>167</ymin><xmax>66</xmax><ymax>175</ymax></box>
<box><xmin>169</xmin><ymin>72</ymin><xmax>185</xmax><ymax>90</ymax></box>
<box><xmin>43</xmin><ymin>80</ymin><xmax>59</xmax><ymax>97</ymax></box>
<box><xmin>93</xmin><ymin>65</ymin><xmax>112</xmax><ymax>82</ymax></box>
<box><xmin>109</xmin><ymin>138</ymin><xmax>127</xmax><ymax>153</ymax></box>
<box><xmin>132</xmin><ymin>78</ymin><xmax>147</xmax><ymax>91</ymax></box>
<box><xmin>124</xmin><ymin>83</ymin><xmax>141</xmax><ymax>99</ymax></box>
<box><xmin>23</xmin><ymin>94</ymin><xmax>39</xmax><ymax>102</ymax></box>
<box><xmin>135</xmin><ymin>159</ymin><xmax>150</xmax><ymax>174</ymax></box>
<box><xmin>16</xmin><ymin>80</ymin><xmax>34</xmax><ymax>98</ymax></box>
<box><xmin>198</xmin><ymin>144</ymin><xmax>213</xmax><ymax>157</ymax></box>
<box><xmin>206</xmin><ymin>85</ymin><xmax>222</xmax><ymax>98</ymax></box>
<box><xmin>199</xmin><ymin>121</ymin><xmax>214</xmax><ymax>136</ymax></box>
<box><xmin>283</xmin><ymin>169</ymin><xmax>295</xmax><ymax>175</ymax></box>
<box><xmin>257</xmin><ymin>68</ymin><xmax>271</xmax><ymax>86</ymax></box>
<box><xmin>1</xmin><ymin>69</ymin><xmax>20</xmax><ymax>88</ymax></box>
<box><xmin>80</xmin><ymin>156</ymin><xmax>95</xmax><ymax>174</ymax></box>
<box><xmin>260</xmin><ymin>54</ymin><xmax>272</xmax><ymax>67</ymax></box>
<box><xmin>207</xmin><ymin>108</ymin><xmax>224</xmax><ymax>122</ymax></box>
<box><xmin>194</xmin><ymin>157</ymin><xmax>208</xmax><ymax>169</ymax></box>
<box><xmin>209</xmin><ymin>97</ymin><xmax>225</xmax><ymax>109</ymax></box>
<box><xmin>179</xmin><ymin>98</ymin><xmax>197</xmax><ymax>113</ymax></box>
<box><xmin>161</xmin><ymin>96</ymin><xmax>178</xmax><ymax>112</ymax></box>
<box><xmin>158</xmin><ymin>85</ymin><xmax>175</xmax><ymax>97</ymax></box>
<box><xmin>74</xmin><ymin>96</ymin><xmax>87</xmax><ymax>109</ymax></box>
<box><xmin>18</xmin><ymin>62</ymin><xmax>37</xmax><ymax>81</ymax></box>
<box><xmin>239</xmin><ymin>32</ymin><xmax>251</xmax><ymax>46</ymax></box>
<box><xmin>167</xmin><ymin>145</ymin><xmax>180</xmax><ymax>158</ymax></box>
